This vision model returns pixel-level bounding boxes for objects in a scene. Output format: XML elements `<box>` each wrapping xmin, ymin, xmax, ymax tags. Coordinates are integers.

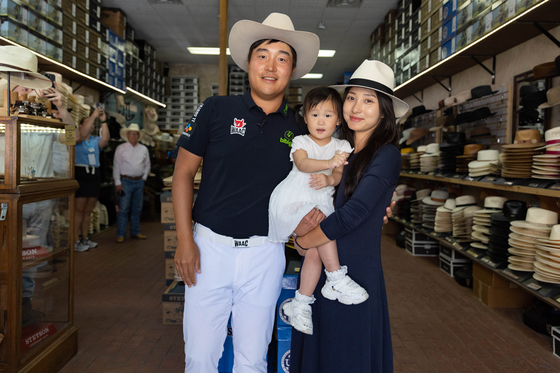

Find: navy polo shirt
<box><xmin>176</xmin><ymin>89</ymin><xmax>305</xmax><ymax>238</ymax></box>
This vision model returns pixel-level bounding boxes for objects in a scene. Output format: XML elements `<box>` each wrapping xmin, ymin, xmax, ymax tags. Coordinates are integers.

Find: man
<box><xmin>113</xmin><ymin>123</ymin><xmax>150</xmax><ymax>242</ymax></box>
<box><xmin>173</xmin><ymin>13</ymin><xmax>393</xmax><ymax>372</ymax></box>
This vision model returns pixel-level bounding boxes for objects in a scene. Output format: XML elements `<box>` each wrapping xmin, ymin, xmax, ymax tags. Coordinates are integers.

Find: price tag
<box><xmin>453</xmin><ymin>242</ymin><xmax>464</xmax><ymax>250</ymax></box>
<box><xmin>524</xmin><ymin>278</ymin><xmax>542</xmax><ymax>291</ymax></box>
<box><xmin>65</xmin><ymin>125</ymin><xmax>76</xmax><ymax>145</ymax></box>
<box><xmin>554</xmin><ymin>294</ymin><xmax>560</xmax><ymax>304</ymax></box>
<box><xmin>466</xmin><ymin>249</ymin><xmax>480</xmax><ymax>258</ymax></box>
<box><xmin>504</xmin><ymin>181</ymin><xmax>514</xmax><ymax>186</ymax></box>
<box><xmin>503</xmin><ymin>269</ymin><xmax>519</xmax><ymax>280</ymax></box>
<box><xmin>481</xmin><ymin>256</ymin><xmax>494</xmax><ymax>266</ymax></box>
<box><xmin>549</xmin><ymin>183</ymin><xmax>560</xmax><ymax>190</ymax></box>
<box><xmin>430</xmin><ymin>231</ymin><xmax>438</xmax><ymax>237</ymax></box>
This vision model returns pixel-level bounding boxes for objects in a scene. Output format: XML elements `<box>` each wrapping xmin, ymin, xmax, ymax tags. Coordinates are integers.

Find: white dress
<box><xmin>268</xmin><ymin>135</ymin><xmax>353</xmax><ymax>243</ymax></box>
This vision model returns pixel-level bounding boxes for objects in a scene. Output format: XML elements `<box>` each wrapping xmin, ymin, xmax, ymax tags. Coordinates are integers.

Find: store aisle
<box><xmin>60</xmin><ymin>225</ymin><xmax>560</xmax><ymax>373</ymax></box>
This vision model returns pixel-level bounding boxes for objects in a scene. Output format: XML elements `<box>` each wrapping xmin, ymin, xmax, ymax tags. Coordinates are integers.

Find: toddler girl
<box><xmin>268</xmin><ymin>87</ymin><xmax>369</xmax><ymax>335</ymax></box>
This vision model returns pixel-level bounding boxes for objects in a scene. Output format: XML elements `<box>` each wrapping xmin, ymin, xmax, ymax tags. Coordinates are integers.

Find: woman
<box><xmin>74</xmin><ymin>106</ymin><xmax>110</xmax><ymax>251</ymax></box>
<box><xmin>289</xmin><ymin>60</ymin><xmax>409</xmax><ymax>373</ymax></box>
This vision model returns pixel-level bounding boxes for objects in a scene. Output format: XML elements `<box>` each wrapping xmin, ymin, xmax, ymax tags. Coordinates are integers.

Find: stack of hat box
<box><xmin>439</xmin><ymin>244</ymin><xmax>470</xmax><ymax>277</ymax></box>
<box><xmin>405</xmin><ymin>227</ymin><xmax>439</xmax><ymax>256</ymax></box>
<box><xmin>63</xmin><ymin>0</ymin><xmax>107</xmax><ymax>82</ymax></box>
<box><xmin>276</xmin><ymin>274</ymin><xmax>297</xmax><ymax>373</ymax></box>
<box><xmin>229</xmin><ymin>65</ymin><xmax>249</xmax><ymax>96</ymax></box>
<box><xmin>0</xmin><ymin>0</ymin><xmax>64</xmax><ymax>62</ymax></box>
<box><xmin>393</xmin><ymin>0</ymin><xmax>423</xmax><ymax>86</ymax></box>
<box><xmin>158</xmin><ymin>76</ymin><xmax>199</xmax><ymax>131</ymax></box>
<box><xmin>287</xmin><ymin>86</ymin><xmax>302</xmax><ymax>109</ymax></box>
<box><xmin>369</xmin><ymin>22</ymin><xmax>384</xmax><ymax>62</ymax></box>
<box><xmin>136</xmin><ymin>39</ymin><xmax>164</xmax><ymax>100</ymax></box>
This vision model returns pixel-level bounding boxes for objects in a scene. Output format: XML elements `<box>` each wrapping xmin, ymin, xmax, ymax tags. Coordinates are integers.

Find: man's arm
<box><xmin>113</xmin><ymin>145</ymin><xmax>122</xmax><ymax>192</ymax></box>
<box><xmin>142</xmin><ymin>146</ymin><xmax>151</xmax><ymax>181</ymax></box>
<box><xmin>172</xmin><ymin>147</ymin><xmax>203</xmax><ymax>287</ymax></box>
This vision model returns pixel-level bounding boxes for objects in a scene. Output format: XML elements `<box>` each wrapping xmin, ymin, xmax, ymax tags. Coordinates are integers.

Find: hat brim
<box><xmin>0</xmin><ymin>71</ymin><xmax>52</xmax><ymax>90</ymax></box>
<box><xmin>331</xmin><ymin>83</ymin><xmax>409</xmax><ymax>118</ymax></box>
<box><xmin>228</xmin><ymin>19</ymin><xmax>320</xmax><ymax>80</ymax></box>
<box><xmin>467</xmin><ymin>91</ymin><xmax>499</xmax><ymax>101</ymax></box>
<box><xmin>144</xmin><ymin>124</ymin><xmax>160</xmax><ymax>136</ymax></box>
<box><xmin>120</xmin><ymin>128</ymin><xmax>145</xmax><ymax>142</ymax></box>
<box><xmin>539</xmin><ymin>101</ymin><xmax>560</xmax><ymax>109</ymax></box>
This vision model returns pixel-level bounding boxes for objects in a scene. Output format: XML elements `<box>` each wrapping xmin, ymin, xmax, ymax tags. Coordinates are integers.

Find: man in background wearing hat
<box><xmin>113</xmin><ymin>124</ymin><xmax>150</xmax><ymax>243</ymax></box>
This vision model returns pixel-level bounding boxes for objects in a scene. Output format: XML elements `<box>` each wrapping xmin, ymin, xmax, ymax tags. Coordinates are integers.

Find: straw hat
<box><xmin>120</xmin><ymin>123</ymin><xmax>145</xmax><ymax>142</ymax></box>
<box><xmin>422</xmin><ymin>190</ymin><xmax>449</xmax><ymax>206</ymax></box>
<box><xmin>455</xmin><ymin>90</ymin><xmax>472</xmax><ymax>105</ymax></box>
<box><xmin>510</xmin><ymin>207</ymin><xmax>558</xmax><ymax>230</ymax></box>
<box><xmin>536</xmin><ymin>225</ymin><xmax>560</xmax><ymax>246</ymax></box>
<box><xmin>412</xmin><ymin>188</ymin><xmax>431</xmax><ymax>202</ymax></box>
<box><xmin>229</xmin><ymin>13</ymin><xmax>319</xmax><ymax>80</ymax></box>
<box><xmin>155</xmin><ymin>132</ymin><xmax>174</xmax><ymax>142</ymax></box>
<box><xmin>406</xmin><ymin>127</ymin><xmax>429</xmax><ymax>145</ymax></box>
<box><xmin>0</xmin><ymin>46</ymin><xmax>52</xmax><ymax>89</ymax></box>
<box><xmin>332</xmin><ymin>60</ymin><xmax>409</xmax><ymax>118</ymax></box>
<box><xmin>144</xmin><ymin>121</ymin><xmax>160</xmax><ymax>136</ymax></box>
<box><xmin>452</xmin><ymin>195</ymin><xmax>477</xmax><ymax>213</ymax></box>
<box><xmin>502</xmin><ymin>129</ymin><xmax>544</xmax><ymax>149</ymax></box>
<box><xmin>475</xmin><ymin>196</ymin><xmax>508</xmax><ymax>214</ymax></box>
<box><xmin>399</xmin><ymin>127</ymin><xmax>414</xmax><ymax>144</ymax></box>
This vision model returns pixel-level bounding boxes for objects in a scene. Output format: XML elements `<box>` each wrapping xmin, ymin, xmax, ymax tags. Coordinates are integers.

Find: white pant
<box><xmin>183</xmin><ymin>224</ymin><xmax>285</xmax><ymax>373</ymax></box>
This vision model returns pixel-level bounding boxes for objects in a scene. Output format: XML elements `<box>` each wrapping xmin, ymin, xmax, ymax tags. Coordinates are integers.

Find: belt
<box><xmin>194</xmin><ymin>224</ymin><xmax>268</xmax><ymax>248</ymax></box>
<box><xmin>121</xmin><ymin>175</ymin><xmax>143</xmax><ymax>180</ymax></box>
<box><xmin>76</xmin><ymin>164</ymin><xmax>97</xmax><ymax>174</ymax></box>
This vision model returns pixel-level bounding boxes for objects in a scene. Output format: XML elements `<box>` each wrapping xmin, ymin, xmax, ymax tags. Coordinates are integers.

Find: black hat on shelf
<box><xmin>502</xmin><ymin>200</ymin><xmax>528</xmax><ymax>219</ymax></box>
<box><xmin>468</xmin><ymin>85</ymin><xmax>499</xmax><ymax>101</ymax></box>
<box><xmin>520</xmin><ymin>84</ymin><xmax>539</xmax><ymax>98</ymax></box>
<box><xmin>455</xmin><ymin>112</ymin><xmax>474</xmax><ymax>125</ymax></box>
<box><xmin>410</xmin><ymin>105</ymin><xmax>432</xmax><ymax>118</ymax></box>
<box><xmin>471</xmin><ymin>107</ymin><xmax>496</xmax><ymax>121</ymax></box>
<box><xmin>518</xmin><ymin>89</ymin><xmax>548</xmax><ymax>111</ymax></box>
<box><xmin>518</xmin><ymin>109</ymin><xmax>543</xmax><ymax>124</ymax></box>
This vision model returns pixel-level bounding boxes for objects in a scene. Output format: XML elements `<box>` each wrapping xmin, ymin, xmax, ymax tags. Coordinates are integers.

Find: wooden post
<box><xmin>218</xmin><ymin>0</ymin><xmax>228</xmax><ymax>96</ymax></box>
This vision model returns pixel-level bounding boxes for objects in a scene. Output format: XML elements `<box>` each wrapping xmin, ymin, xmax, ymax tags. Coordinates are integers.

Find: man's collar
<box><xmin>243</xmin><ymin>89</ymin><xmax>290</xmax><ymax>119</ymax></box>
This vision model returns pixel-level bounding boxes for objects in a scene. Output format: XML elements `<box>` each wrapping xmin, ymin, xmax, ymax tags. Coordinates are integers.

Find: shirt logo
<box><xmin>230</xmin><ymin>118</ymin><xmax>247</xmax><ymax>136</ymax></box>
<box><xmin>280</xmin><ymin>130</ymin><xmax>294</xmax><ymax>147</ymax></box>
<box><xmin>182</xmin><ymin>103</ymin><xmax>203</xmax><ymax>138</ymax></box>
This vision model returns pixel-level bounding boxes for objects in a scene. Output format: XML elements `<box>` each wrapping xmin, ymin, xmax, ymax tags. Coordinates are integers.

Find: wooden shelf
<box><xmin>390</xmin><ymin>216</ymin><xmax>560</xmax><ymax>310</ymax></box>
<box><xmin>399</xmin><ymin>172</ymin><xmax>560</xmax><ymax>198</ymax></box>
<box><xmin>394</xmin><ymin>0</ymin><xmax>560</xmax><ymax>99</ymax></box>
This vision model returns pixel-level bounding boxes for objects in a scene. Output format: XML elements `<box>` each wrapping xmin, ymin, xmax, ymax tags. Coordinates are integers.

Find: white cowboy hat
<box><xmin>228</xmin><ymin>13</ymin><xmax>320</xmax><ymax>80</ymax></box>
<box><xmin>145</xmin><ymin>106</ymin><xmax>159</xmax><ymax>122</ymax></box>
<box><xmin>120</xmin><ymin>123</ymin><xmax>145</xmax><ymax>142</ymax></box>
<box><xmin>510</xmin><ymin>207</ymin><xmax>558</xmax><ymax>230</ymax></box>
<box><xmin>144</xmin><ymin>121</ymin><xmax>160</xmax><ymax>136</ymax></box>
<box><xmin>155</xmin><ymin>132</ymin><xmax>173</xmax><ymax>142</ymax></box>
<box><xmin>0</xmin><ymin>46</ymin><xmax>52</xmax><ymax>90</ymax></box>
<box><xmin>332</xmin><ymin>59</ymin><xmax>409</xmax><ymax>118</ymax></box>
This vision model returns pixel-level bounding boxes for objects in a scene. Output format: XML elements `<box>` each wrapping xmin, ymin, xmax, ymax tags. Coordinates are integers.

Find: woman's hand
<box><xmin>293</xmin><ymin>208</ymin><xmax>325</xmax><ymax>236</ymax></box>
<box><xmin>43</xmin><ymin>87</ymin><xmax>63</xmax><ymax>108</ymax></box>
<box><xmin>384</xmin><ymin>200</ymin><xmax>396</xmax><ymax>224</ymax></box>
<box><xmin>174</xmin><ymin>237</ymin><xmax>202</xmax><ymax>287</ymax></box>
<box><xmin>309</xmin><ymin>173</ymin><xmax>331</xmax><ymax>190</ymax></box>
<box><xmin>99</xmin><ymin>108</ymin><xmax>107</xmax><ymax>122</ymax></box>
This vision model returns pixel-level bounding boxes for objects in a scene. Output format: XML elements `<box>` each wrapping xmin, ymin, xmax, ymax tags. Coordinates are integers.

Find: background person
<box><xmin>113</xmin><ymin>124</ymin><xmax>150</xmax><ymax>243</ymax></box>
<box><xmin>290</xmin><ymin>60</ymin><xmax>408</xmax><ymax>373</ymax></box>
<box><xmin>74</xmin><ymin>106</ymin><xmax>110</xmax><ymax>251</ymax></box>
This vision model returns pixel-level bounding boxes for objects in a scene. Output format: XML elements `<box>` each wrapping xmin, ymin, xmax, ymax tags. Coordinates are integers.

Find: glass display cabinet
<box><xmin>0</xmin><ymin>115</ymin><xmax>78</xmax><ymax>373</ymax></box>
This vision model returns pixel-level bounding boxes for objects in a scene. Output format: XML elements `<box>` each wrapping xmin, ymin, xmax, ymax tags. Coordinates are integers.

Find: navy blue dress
<box><xmin>290</xmin><ymin>144</ymin><xmax>401</xmax><ymax>373</ymax></box>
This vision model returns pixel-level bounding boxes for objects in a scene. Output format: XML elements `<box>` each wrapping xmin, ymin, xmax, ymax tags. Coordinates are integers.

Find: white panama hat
<box><xmin>120</xmin><ymin>123</ymin><xmax>145</xmax><ymax>142</ymax></box>
<box><xmin>229</xmin><ymin>13</ymin><xmax>320</xmax><ymax>80</ymax></box>
<box><xmin>0</xmin><ymin>46</ymin><xmax>52</xmax><ymax>90</ymax></box>
<box><xmin>331</xmin><ymin>59</ymin><xmax>409</xmax><ymax>118</ymax></box>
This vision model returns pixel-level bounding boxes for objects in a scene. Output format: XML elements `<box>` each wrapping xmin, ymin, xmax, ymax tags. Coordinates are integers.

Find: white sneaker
<box><xmin>283</xmin><ymin>299</ymin><xmax>313</xmax><ymax>335</ymax></box>
<box><xmin>321</xmin><ymin>274</ymin><xmax>369</xmax><ymax>305</ymax></box>
<box><xmin>81</xmin><ymin>238</ymin><xmax>98</xmax><ymax>248</ymax></box>
<box><xmin>74</xmin><ymin>241</ymin><xmax>89</xmax><ymax>252</ymax></box>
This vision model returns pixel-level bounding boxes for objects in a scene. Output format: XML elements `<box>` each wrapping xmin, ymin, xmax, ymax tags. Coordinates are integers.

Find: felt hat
<box><xmin>518</xmin><ymin>89</ymin><xmax>548</xmax><ymax>110</ymax></box>
<box><xmin>502</xmin><ymin>129</ymin><xmax>543</xmax><ymax>149</ymax></box>
<box><xmin>397</xmin><ymin>109</ymin><xmax>413</xmax><ymax>125</ymax></box>
<box><xmin>455</xmin><ymin>90</ymin><xmax>472</xmax><ymax>104</ymax></box>
<box><xmin>120</xmin><ymin>123</ymin><xmax>145</xmax><ymax>142</ymax></box>
<box><xmin>458</xmin><ymin>144</ymin><xmax>484</xmax><ymax>157</ymax></box>
<box><xmin>0</xmin><ymin>46</ymin><xmax>52</xmax><ymax>90</ymax></box>
<box><xmin>332</xmin><ymin>60</ymin><xmax>409</xmax><ymax>118</ymax></box>
<box><xmin>229</xmin><ymin>13</ymin><xmax>319</xmax><ymax>80</ymax></box>
<box><xmin>406</xmin><ymin>127</ymin><xmax>429</xmax><ymax>145</ymax></box>
<box><xmin>533</xmin><ymin>61</ymin><xmax>557</xmax><ymax>79</ymax></box>
<box><xmin>471</xmin><ymin>107</ymin><xmax>496</xmax><ymax>121</ymax></box>
<box><xmin>468</xmin><ymin>85</ymin><xmax>498</xmax><ymax>101</ymax></box>
<box><xmin>539</xmin><ymin>86</ymin><xmax>560</xmax><ymax>109</ymax></box>
<box><xmin>502</xmin><ymin>200</ymin><xmax>528</xmax><ymax>219</ymax></box>
<box><xmin>410</xmin><ymin>105</ymin><xmax>432</xmax><ymax>118</ymax></box>
<box><xmin>470</xmin><ymin>126</ymin><xmax>491</xmax><ymax>139</ymax></box>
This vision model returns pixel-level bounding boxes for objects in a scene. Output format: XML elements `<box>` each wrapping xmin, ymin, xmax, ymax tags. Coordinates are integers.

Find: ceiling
<box><xmin>100</xmin><ymin>0</ymin><xmax>398</xmax><ymax>85</ymax></box>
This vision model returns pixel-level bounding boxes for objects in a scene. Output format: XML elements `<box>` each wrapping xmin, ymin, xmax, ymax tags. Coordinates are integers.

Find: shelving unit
<box><xmin>393</xmin><ymin>0</ymin><xmax>560</xmax><ymax>99</ymax></box>
<box><xmin>228</xmin><ymin>65</ymin><xmax>248</xmax><ymax>96</ymax></box>
<box><xmin>158</xmin><ymin>77</ymin><xmax>199</xmax><ymax>131</ymax></box>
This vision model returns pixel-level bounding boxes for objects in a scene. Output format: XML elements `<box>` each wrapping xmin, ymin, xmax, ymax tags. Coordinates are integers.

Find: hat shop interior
<box><xmin>1</xmin><ymin>0</ymin><xmax>560</xmax><ymax>372</ymax></box>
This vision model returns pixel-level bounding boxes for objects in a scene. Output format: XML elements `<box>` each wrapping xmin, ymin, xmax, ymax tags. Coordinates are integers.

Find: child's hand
<box><xmin>327</xmin><ymin>153</ymin><xmax>348</xmax><ymax>170</ymax></box>
<box><xmin>309</xmin><ymin>173</ymin><xmax>330</xmax><ymax>190</ymax></box>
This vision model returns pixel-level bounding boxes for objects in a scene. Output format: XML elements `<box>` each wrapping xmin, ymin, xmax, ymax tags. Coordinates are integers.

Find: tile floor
<box><xmin>58</xmin><ymin>222</ymin><xmax>560</xmax><ymax>372</ymax></box>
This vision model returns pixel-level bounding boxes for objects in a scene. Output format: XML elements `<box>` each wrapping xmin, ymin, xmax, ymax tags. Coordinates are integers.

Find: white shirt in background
<box><xmin>113</xmin><ymin>141</ymin><xmax>150</xmax><ymax>186</ymax></box>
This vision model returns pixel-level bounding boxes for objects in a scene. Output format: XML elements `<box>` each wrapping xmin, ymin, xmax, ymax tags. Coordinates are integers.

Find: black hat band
<box><xmin>347</xmin><ymin>78</ymin><xmax>393</xmax><ymax>96</ymax></box>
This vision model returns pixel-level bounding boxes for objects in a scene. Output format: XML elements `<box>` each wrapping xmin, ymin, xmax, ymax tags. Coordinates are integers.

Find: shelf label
<box><xmin>65</xmin><ymin>125</ymin><xmax>77</xmax><ymax>145</ymax></box>
<box><xmin>503</xmin><ymin>269</ymin><xmax>519</xmax><ymax>280</ymax></box>
<box><xmin>524</xmin><ymin>279</ymin><xmax>542</xmax><ymax>291</ymax></box>
<box><xmin>480</xmin><ymin>256</ymin><xmax>495</xmax><ymax>267</ymax></box>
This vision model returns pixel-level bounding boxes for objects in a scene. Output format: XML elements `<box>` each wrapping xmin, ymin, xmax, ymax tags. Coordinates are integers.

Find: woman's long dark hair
<box><xmin>337</xmin><ymin>87</ymin><xmax>399</xmax><ymax>199</ymax></box>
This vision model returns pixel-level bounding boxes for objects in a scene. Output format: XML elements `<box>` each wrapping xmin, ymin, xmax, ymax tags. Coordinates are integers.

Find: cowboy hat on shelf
<box><xmin>229</xmin><ymin>12</ymin><xmax>320</xmax><ymax>80</ymax></box>
<box><xmin>144</xmin><ymin>121</ymin><xmax>160</xmax><ymax>136</ymax></box>
<box><xmin>332</xmin><ymin>59</ymin><xmax>409</xmax><ymax>118</ymax></box>
<box><xmin>155</xmin><ymin>132</ymin><xmax>174</xmax><ymax>142</ymax></box>
<box><xmin>0</xmin><ymin>45</ymin><xmax>52</xmax><ymax>90</ymax></box>
<box><xmin>120</xmin><ymin>123</ymin><xmax>145</xmax><ymax>142</ymax></box>
<box><xmin>539</xmin><ymin>86</ymin><xmax>560</xmax><ymax>110</ymax></box>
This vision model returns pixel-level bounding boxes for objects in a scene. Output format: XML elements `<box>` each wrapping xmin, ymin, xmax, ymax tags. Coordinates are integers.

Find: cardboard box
<box><xmin>442</xmin><ymin>16</ymin><xmax>456</xmax><ymax>43</ymax></box>
<box><xmin>100</xmin><ymin>7</ymin><xmax>126</xmax><ymax>38</ymax></box>
<box><xmin>430</xmin><ymin>6</ymin><xmax>444</xmax><ymax>30</ymax></box>
<box><xmin>441</xmin><ymin>37</ymin><xmax>456</xmax><ymax>59</ymax></box>
<box><xmin>163</xmin><ymin>224</ymin><xmax>178</xmax><ymax>252</ymax></box>
<box><xmin>161</xmin><ymin>202</ymin><xmax>175</xmax><ymax>223</ymax></box>
<box><xmin>405</xmin><ymin>228</ymin><xmax>437</xmax><ymax>244</ymax></box>
<box><xmin>0</xmin><ymin>18</ymin><xmax>28</xmax><ymax>46</ymax></box>
<box><xmin>162</xmin><ymin>280</ymin><xmax>184</xmax><ymax>324</ymax></box>
<box><xmin>28</xmin><ymin>32</ymin><xmax>47</xmax><ymax>54</ymax></box>
<box><xmin>277</xmin><ymin>326</ymin><xmax>292</xmax><ymax>373</ymax></box>
<box><xmin>473</xmin><ymin>278</ymin><xmax>534</xmax><ymax>308</ymax></box>
<box><xmin>429</xmin><ymin>46</ymin><xmax>442</xmax><ymax>66</ymax></box>
<box><xmin>457</xmin><ymin>0</ymin><xmax>474</xmax><ymax>29</ymax></box>
<box><xmin>515</xmin><ymin>0</ymin><xmax>536</xmax><ymax>14</ymax></box>
<box><xmin>469</xmin><ymin>9</ymin><xmax>492</xmax><ymax>43</ymax></box>
<box><xmin>0</xmin><ymin>0</ymin><xmax>28</xmax><ymax>24</ymax></box>
<box><xmin>440</xmin><ymin>256</ymin><xmax>469</xmax><ymax>277</ymax></box>
<box><xmin>430</xmin><ymin>26</ymin><xmax>442</xmax><ymax>51</ymax></box>
<box><xmin>443</xmin><ymin>0</ymin><xmax>458</xmax><ymax>22</ymax></box>
<box><xmin>552</xmin><ymin>326</ymin><xmax>560</xmax><ymax>359</ymax></box>
<box><xmin>473</xmin><ymin>0</ymin><xmax>492</xmax><ymax>17</ymax></box>
<box><xmin>473</xmin><ymin>262</ymin><xmax>509</xmax><ymax>287</ymax></box>
<box><xmin>276</xmin><ymin>275</ymin><xmax>297</xmax><ymax>327</ymax></box>
<box><xmin>165</xmin><ymin>250</ymin><xmax>176</xmax><ymax>281</ymax></box>
<box><xmin>419</xmin><ymin>53</ymin><xmax>430</xmax><ymax>71</ymax></box>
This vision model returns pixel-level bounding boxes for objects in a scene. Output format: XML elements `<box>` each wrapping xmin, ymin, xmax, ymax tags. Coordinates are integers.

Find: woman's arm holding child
<box><xmin>309</xmin><ymin>165</ymin><xmax>344</xmax><ymax>190</ymax></box>
<box><xmin>293</xmin><ymin>149</ymin><xmax>348</xmax><ymax>173</ymax></box>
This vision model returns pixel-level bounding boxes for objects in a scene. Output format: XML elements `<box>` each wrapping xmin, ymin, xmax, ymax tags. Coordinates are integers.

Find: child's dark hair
<box><xmin>295</xmin><ymin>86</ymin><xmax>343</xmax><ymax>132</ymax></box>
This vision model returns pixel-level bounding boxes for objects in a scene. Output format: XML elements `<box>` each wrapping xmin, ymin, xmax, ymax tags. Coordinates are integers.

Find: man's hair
<box><xmin>247</xmin><ymin>39</ymin><xmax>297</xmax><ymax>70</ymax></box>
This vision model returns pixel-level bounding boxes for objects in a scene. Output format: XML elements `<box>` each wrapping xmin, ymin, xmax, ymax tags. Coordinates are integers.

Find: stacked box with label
<box><xmin>287</xmin><ymin>86</ymin><xmax>302</xmax><ymax>109</ymax></box>
<box><xmin>0</xmin><ymin>0</ymin><xmax>29</xmax><ymax>47</ymax></box>
<box><xmin>105</xmin><ymin>28</ymin><xmax>125</xmax><ymax>90</ymax></box>
<box><xmin>393</xmin><ymin>0</ymin><xmax>423</xmax><ymax>86</ymax></box>
<box><xmin>133</xmin><ymin>39</ymin><xmax>163</xmax><ymax>101</ymax></box>
<box><xmin>405</xmin><ymin>227</ymin><xmax>439</xmax><ymax>256</ymax></box>
<box><xmin>439</xmin><ymin>245</ymin><xmax>470</xmax><ymax>277</ymax></box>
<box><xmin>64</xmin><ymin>0</ymin><xmax>100</xmax><ymax>75</ymax></box>
<box><xmin>275</xmin><ymin>275</ymin><xmax>296</xmax><ymax>373</ymax></box>
<box><xmin>158</xmin><ymin>77</ymin><xmax>199</xmax><ymax>131</ymax></box>
<box><xmin>161</xmin><ymin>192</ymin><xmax>177</xmax><ymax>285</ymax></box>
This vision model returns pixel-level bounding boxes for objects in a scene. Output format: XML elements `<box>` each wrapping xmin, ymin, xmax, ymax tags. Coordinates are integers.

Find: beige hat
<box><xmin>0</xmin><ymin>46</ymin><xmax>52</xmax><ymax>90</ymax></box>
<box><xmin>422</xmin><ymin>190</ymin><xmax>449</xmax><ymax>206</ymax></box>
<box><xmin>502</xmin><ymin>129</ymin><xmax>544</xmax><ymax>149</ymax></box>
<box><xmin>412</xmin><ymin>188</ymin><xmax>431</xmax><ymax>202</ymax></box>
<box><xmin>539</xmin><ymin>86</ymin><xmax>560</xmax><ymax>109</ymax></box>
<box><xmin>144</xmin><ymin>121</ymin><xmax>160</xmax><ymax>136</ymax></box>
<box><xmin>478</xmin><ymin>149</ymin><xmax>499</xmax><ymax>161</ymax></box>
<box><xmin>536</xmin><ymin>225</ymin><xmax>560</xmax><ymax>246</ymax></box>
<box><xmin>474</xmin><ymin>196</ymin><xmax>508</xmax><ymax>213</ymax></box>
<box><xmin>455</xmin><ymin>90</ymin><xmax>472</xmax><ymax>105</ymax></box>
<box><xmin>452</xmin><ymin>195</ymin><xmax>477</xmax><ymax>213</ymax></box>
<box><xmin>229</xmin><ymin>13</ymin><xmax>319</xmax><ymax>80</ymax></box>
<box><xmin>510</xmin><ymin>207</ymin><xmax>558</xmax><ymax>230</ymax></box>
<box><xmin>332</xmin><ymin>59</ymin><xmax>409</xmax><ymax>118</ymax></box>
<box><xmin>120</xmin><ymin>123</ymin><xmax>145</xmax><ymax>142</ymax></box>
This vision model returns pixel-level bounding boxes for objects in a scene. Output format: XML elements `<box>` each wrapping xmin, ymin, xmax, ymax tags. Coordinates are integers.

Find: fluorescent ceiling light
<box><xmin>126</xmin><ymin>87</ymin><xmax>166</xmax><ymax>108</ymax></box>
<box><xmin>301</xmin><ymin>73</ymin><xmax>323</xmax><ymax>79</ymax></box>
<box><xmin>188</xmin><ymin>47</ymin><xmax>335</xmax><ymax>57</ymax></box>
<box><xmin>188</xmin><ymin>47</ymin><xmax>231</xmax><ymax>55</ymax></box>
<box><xmin>318</xmin><ymin>50</ymin><xmax>336</xmax><ymax>57</ymax></box>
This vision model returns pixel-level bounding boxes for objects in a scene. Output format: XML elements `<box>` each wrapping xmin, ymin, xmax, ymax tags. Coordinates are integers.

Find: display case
<box><xmin>0</xmin><ymin>115</ymin><xmax>78</xmax><ymax>373</ymax></box>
